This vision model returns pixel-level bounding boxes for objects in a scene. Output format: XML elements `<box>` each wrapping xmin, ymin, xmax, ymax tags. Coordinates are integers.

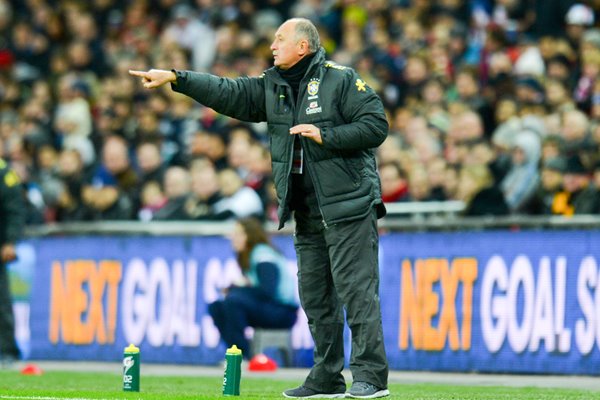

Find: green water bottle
<box><xmin>222</xmin><ymin>345</ymin><xmax>242</xmax><ymax>396</ymax></box>
<box><xmin>123</xmin><ymin>344</ymin><xmax>140</xmax><ymax>392</ymax></box>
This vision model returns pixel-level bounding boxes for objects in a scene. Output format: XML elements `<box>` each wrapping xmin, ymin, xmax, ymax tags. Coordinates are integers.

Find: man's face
<box><xmin>271</xmin><ymin>21</ymin><xmax>302</xmax><ymax>70</ymax></box>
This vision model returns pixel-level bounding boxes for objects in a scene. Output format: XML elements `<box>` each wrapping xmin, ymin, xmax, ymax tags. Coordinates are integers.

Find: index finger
<box><xmin>128</xmin><ymin>70</ymin><xmax>148</xmax><ymax>77</ymax></box>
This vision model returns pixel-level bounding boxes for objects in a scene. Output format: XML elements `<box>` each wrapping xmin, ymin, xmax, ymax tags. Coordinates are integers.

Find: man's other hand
<box><xmin>129</xmin><ymin>69</ymin><xmax>176</xmax><ymax>89</ymax></box>
<box><xmin>290</xmin><ymin>124</ymin><xmax>322</xmax><ymax>144</ymax></box>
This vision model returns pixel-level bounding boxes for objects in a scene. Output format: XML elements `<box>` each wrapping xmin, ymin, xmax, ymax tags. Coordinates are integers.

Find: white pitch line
<box><xmin>0</xmin><ymin>396</ymin><xmax>124</xmax><ymax>400</ymax></box>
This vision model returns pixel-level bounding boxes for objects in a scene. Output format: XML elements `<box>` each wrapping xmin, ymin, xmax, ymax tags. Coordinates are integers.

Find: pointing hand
<box><xmin>128</xmin><ymin>69</ymin><xmax>176</xmax><ymax>89</ymax></box>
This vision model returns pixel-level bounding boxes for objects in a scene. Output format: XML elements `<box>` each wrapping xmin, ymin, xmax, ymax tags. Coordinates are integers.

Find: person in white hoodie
<box><xmin>500</xmin><ymin>129</ymin><xmax>542</xmax><ymax>212</ymax></box>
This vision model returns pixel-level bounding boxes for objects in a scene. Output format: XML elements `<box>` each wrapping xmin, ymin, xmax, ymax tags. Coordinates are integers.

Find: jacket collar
<box><xmin>264</xmin><ymin>47</ymin><xmax>326</xmax><ymax>85</ymax></box>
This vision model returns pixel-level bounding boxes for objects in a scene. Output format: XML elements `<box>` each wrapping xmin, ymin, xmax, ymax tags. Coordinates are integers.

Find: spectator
<box><xmin>546</xmin><ymin>54</ymin><xmax>573</xmax><ymax>85</ymax></box>
<box><xmin>55</xmin><ymin>149</ymin><xmax>87</xmax><ymax>221</ymax></box>
<box><xmin>135</xmin><ymin>141</ymin><xmax>166</xmax><ymax>189</ymax></box>
<box><xmin>553</xmin><ymin>154</ymin><xmax>600</xmax><ymax>215</ymax></box>
<box><xmin>184</xmin><ymin>159</ymin><xmax>225</xmax><ymax>221</ymax></box>
<box><xmin>453</xmin><ymin>67</ymin><xmax>495</xmax><ymax>135</ymax></box>
<box><xmin>188</xmin><ymin>128</ymin><xmax>229</xmax><ymax>170</ymax></box>
<box><xmin>573</xmin><ymin>49</ymin><xmax>600</xmax><ymax>112</ymax></box>
<box><xmin>526</xmin><ymin>156</ymin><xmax>567</xmax><ymax>215</ymax></box>
<box><xmin>565</xmin><ymin>3</ymin><xmax>595</xmax><ymax>50</ymax></box>
<box><xmin>541</xmin><ymin>135</ymin><xmax>564</xmax><ymax>164</ymax></box>
<box><xmin>226</xmin><ymin>128</ymin><xmax>253</xmax><ymax>180</ymax></box>
<box><xmin>545</xmin><ymin>78</ymin><xmax>575</xmax><ymax>112</ymax></box>
<box><xmin>245</xmin><ymin>142</ymin><xmax>273</xmax><ymax>212</ymax></box>
<box><xmin>379</xmin><ymin>161</ymin><xmax>409</xmax><ymax>203</ymax></box>
<box><xmin>161</xmin><ymin>3</ymin><xmax>216</xmax><ymax>72</ymax></box>
<box><xmin>559</xmin><ymin>109</ymin><xmax>596</xmax><ymax>167</ymax></box>
<box><xmin>456</xmin><ymin>164</ymin><xmax>509</xmax><ymax>216</ymax></box>
<box><xmin>407</xmin><ymin>165</ymin><xmax>435</xmax><ymax>202</ymax></box>
<box><xmin>213</xmin><ymin>168</ymin><xmax>264</xmax><ymax>220</ymax></box>
<box><xmin>34</xmin><ymin>145</ymin><xmax>63</xmax><ymax>213</ymax></box>
<box><xmin>427</xmin><ymin>157</ymin><xmax>453</xmax><ymax>200</ymax></box>
<box><xmin>53</xmin><ymin>75</ymin><xmax>95</xmax><ymax>166</ymax></box>
<box><xmin>153</xmin><ymin>166</ymin><xmax>191</xmax><ymax>220</ymax></box>
<box><xmin>500</xmin><ymin>131</ymin><xmax>541</xmax><ymax>213</ymax></box>
<box><xmin>82</xmin><ymin>136</ymin><xmax>136</xmax><ymax>220</ymax></box>
<box><xmin>137</xmin><ymin>181</ymin><xmax>168</xmax><ymax>222</ymax></box>
<box><xmin>4</xmin><ymin>0</ymin><xmax>600</xmax><ymax>227</ymax></box>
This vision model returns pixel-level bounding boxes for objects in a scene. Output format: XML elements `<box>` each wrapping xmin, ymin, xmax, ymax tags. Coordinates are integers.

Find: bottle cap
<box><xmin>226</xmin><ymin>345</ymin><xmax>242</xmax><ymax>355</ymax></box>
<box><xmin>124</xmin><ymin>344</ymin><xmax>140</xmax><ymax>353</ymax></box>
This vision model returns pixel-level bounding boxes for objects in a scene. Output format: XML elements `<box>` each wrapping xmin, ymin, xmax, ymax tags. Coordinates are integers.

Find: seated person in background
<box><xmin>208</xmin><ymin>218</ymin><xmax>298</xmax><ymax>359</ymax></box>
<box><xmin>55</xmin><ymin>149</ymin><xmax>88</xmax><ymax>221</ymax></box>
<box><xmin>184</xmin><ymin>158</ymin><xmax>225</xmax><ymax>220</ymax></box>
<box><xmin>500</xmin><ymin>132</ymin><xmax>540</xmax><ymax>213</ymax></box>
<box><xmin>379</xmin><ymin>161</ymin><xmax>409</xmax><ymax>202</ymax></box>
<box><xmin>137</xmin><ymin>181</ymin><xmax>168</xmax><ymax>221</ymax></box>
<box><xmin>552</xmin><ymin>154</ymin><xmax>600</xmax><ymax>215</ymax></box>
<box><xmin>456</xmin><ymin>164</ymin><xmax>509</xmax><ymax>216</ymax></box>
<box><xmin>152</xmin><ymin>166</ymin><xmax>191</xmax><ymax>220</ymax></box>
<box><xmin>213</xmin><ymin>168</ymin><xmax>264</xmax><ymax>220</ymax></box>
<box><xmin>525</xmin><ymin>156</ymin><xmax>566</xmax><ymax>215</ymax></box>
<box><xmin>82</xmin><ymin>136</ymin><xmax>137</xmax><ymax>220</ymax></box>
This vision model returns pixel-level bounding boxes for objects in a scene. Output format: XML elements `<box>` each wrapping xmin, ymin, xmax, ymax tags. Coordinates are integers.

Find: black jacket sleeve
<box><xmin>171</xmin><ymin>70</ymin><xmax>268</xmax><ymax>123</ymax></box>
<box><xmin>320</xmin><ymin>69</ymin><xmax>388</xmax><ymax>151</ymax></box>
<box><xmin>0</xmin><ymin>164</ymin><xmax>25</xmax><ymax>245</ymax></box>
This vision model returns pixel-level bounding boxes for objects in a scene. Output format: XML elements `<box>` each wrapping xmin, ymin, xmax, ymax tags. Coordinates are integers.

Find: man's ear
<box><xmin>298</xmin><ymin>39</ymin><xmax>309</xmax><ymax>56</ymax></box>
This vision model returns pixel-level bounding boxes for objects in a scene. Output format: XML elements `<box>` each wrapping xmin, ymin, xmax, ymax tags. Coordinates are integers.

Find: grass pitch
<box><xmin>0</xmin><ymin>370</ymin><xmax>599</xmax><ymax>399</ymax></box>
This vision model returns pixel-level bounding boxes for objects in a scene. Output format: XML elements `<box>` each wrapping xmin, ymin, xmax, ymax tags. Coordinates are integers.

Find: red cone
<box><xmin>21</xmin><ymin>364</ymin><xmax>43</xmax><ymax>375</ymax></box>
<box><xmin>248</xmin><ymin>354</ymin><xmax>277</xmax><ymax>372</ymax></box>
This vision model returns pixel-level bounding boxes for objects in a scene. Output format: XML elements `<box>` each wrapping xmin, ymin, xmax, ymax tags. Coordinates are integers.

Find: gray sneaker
<box><xmin>283</xmin><ymin>385</ymin><xmax>346</xmax><ymax>398</ymax></box>
<box><xmin>0</xmin><ymin>355</ymin><xmax>17</xmax><ymax>370</ymax></box>
<box><xmin>346</xmin><ymin>381</ymin><xmax>389</xmax><ymax>398</ymax></box>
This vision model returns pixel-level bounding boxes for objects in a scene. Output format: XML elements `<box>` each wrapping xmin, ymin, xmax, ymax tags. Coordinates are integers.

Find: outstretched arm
<box><xmin>129</xmin><ymin>69</ymin><xmax>267</xmax><ymax>123</ymax></box>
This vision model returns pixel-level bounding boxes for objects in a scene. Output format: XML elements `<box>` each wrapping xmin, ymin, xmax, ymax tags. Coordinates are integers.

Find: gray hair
<box><xmin>290</xmin><ymin>18</ymin><xmax>320</xmax><ymax>53</ymax></box>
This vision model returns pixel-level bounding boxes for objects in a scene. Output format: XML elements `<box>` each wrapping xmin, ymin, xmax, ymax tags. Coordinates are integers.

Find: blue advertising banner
<box><xmin>13</xmin><ymin>230</ymin><xmax>600</xmax><ymax>374</ymax></box>
<box><xmin>25</xmin><ymin>235</ymin><xmax>305</xmax><ymax>365</ymax></box>
<box><xmin>381</xmin><ymin>230</ymin><xmax>600</xmax><ymax>375</ymax></box>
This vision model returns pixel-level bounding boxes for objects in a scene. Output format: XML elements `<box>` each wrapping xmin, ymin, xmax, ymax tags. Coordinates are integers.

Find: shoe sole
<box><xmin>346</xmin><ymin>389</ymin><xmax>390</xmax><ymax>398</ymax></box>
<box><xmin>282</xmin><ymin>393</ymin><xmax>346</xmax><ymax>399</ymax></box>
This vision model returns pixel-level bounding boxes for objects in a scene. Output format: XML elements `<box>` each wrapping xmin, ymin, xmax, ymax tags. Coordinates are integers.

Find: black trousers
<box><xmin>291</xmin><ymin>171</ymin><xmax>388</xmax><ymax>392</ymax></box>
<box><xmin>0</xmin><ymin>261</ymin><xmax>19</xmax><ymax>359</ymax></box>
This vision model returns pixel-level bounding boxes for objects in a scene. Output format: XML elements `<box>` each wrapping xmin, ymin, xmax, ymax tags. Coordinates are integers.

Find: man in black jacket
<box><xmin>130</xmin><ymin>17</ymin><xmax>389</xmax><ymax>399</ymax></box>
<box><xmin>0</xmin><ymin>158</ymin><xmax>25</xmax><ymax>367</ymax></box>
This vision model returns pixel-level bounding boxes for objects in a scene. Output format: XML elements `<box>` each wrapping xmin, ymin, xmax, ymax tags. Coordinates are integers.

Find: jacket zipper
<box><xmin>294</xmin><ymin>75</ymin><xmax>329</xmax><ymax>229</ymax></box>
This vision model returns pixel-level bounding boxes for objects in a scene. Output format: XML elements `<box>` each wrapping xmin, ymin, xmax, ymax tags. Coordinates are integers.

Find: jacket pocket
<box><xmin>343</xmin><ymin>156</ymin><xmax>363</xmax><ymax>184</ymax></box>
<box><xmin>313</xmin><ymin>157</ymin><xmax>362</xmax><ymax>197</ymax></box>
<box><xmin>273</xmin><ymin>89</ymin><xmax>291</xmax><ymax>115</ymax></box>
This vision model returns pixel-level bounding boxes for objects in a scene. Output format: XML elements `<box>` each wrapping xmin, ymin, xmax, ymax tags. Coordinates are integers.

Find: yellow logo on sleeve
<box><xmin>4</xmin><ymin>170</ymin><xmax>20</xmax><ymax>187</ymax></box>
<box><xmin>355</xmin><ymin>79</ymin><xmax>367</xmax><ymax>92</ymax></box>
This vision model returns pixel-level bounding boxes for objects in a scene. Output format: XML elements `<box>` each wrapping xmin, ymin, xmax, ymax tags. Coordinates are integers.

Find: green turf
<box><xmin>0</xmin><ymin>370</ymin><xmax>599</xmax><ymax>399</ymax></box>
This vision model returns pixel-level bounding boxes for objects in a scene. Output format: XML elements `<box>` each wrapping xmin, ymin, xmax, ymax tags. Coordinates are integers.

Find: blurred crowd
<box><xmin>1</xmin><ymin>0</ymin><xmax>600</xmax><ymax>226</ymax></box>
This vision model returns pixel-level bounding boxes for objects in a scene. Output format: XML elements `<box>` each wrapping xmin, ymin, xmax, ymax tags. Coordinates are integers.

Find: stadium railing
<box><xmin>24</xmin><ymin>211</ymin><xmax>600</xmax><ymax>237</ymax></box>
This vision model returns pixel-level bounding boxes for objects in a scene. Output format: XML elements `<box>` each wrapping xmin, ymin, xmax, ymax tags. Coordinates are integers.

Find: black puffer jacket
<box><xmin>172</xmin><ymin>48</ymin><xmax>388</xmax><ymax>228</ymax></box>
